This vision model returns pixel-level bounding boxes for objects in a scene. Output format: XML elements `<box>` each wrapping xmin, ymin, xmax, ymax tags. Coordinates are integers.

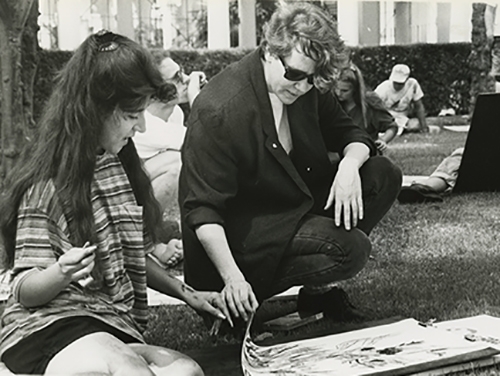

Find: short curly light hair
<box><xmin>261</xmin><ymin>2</ymin><xmax>347</xmax><ymax>93</ymax></box>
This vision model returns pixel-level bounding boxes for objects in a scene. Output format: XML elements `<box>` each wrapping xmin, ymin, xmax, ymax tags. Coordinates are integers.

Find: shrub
<box><xmin>150</xmin><ymin>48</ymin><xmax>253</xmax><ymax>81</ymax></box>
<box><xmin>33</xmin><ymin>49</ymin><xmax>73</xmax><ymax>121</ymax></box>
<box><xmin>33</xmin><ymin>43</ymin><xmax>473</xmax><ymax>120</ymax></box>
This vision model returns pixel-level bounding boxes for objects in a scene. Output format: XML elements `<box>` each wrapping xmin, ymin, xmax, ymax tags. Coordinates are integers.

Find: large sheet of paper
<box><xmin>241</xmin><ymin>317</ymin><xmax>500</xmax><ymax>376</ymax></box>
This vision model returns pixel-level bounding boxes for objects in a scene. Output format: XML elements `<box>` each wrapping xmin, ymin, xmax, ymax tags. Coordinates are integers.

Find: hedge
<box><xmin>34</xmin><ymin>42</ymin><xmax>474</xmax><ymax>120</ymax></box>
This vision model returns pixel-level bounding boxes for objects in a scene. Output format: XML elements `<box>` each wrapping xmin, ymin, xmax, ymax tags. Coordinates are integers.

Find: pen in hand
<box><xmin>78</xmin><ymin>242</ymin><xmax>96</xmax><ymax>288</ymax></box>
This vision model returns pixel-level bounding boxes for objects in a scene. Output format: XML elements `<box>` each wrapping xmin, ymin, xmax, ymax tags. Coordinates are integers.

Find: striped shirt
<box><xmin>0</xmin><ymin>153</ymin><xmax>154</xmax><ymax>355</ymax></box>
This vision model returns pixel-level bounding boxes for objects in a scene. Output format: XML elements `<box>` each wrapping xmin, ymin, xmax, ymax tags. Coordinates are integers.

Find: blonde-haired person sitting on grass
<box><xmin>334</xmin><ymin>64</ymin><xmax>398</xmax><ymax>155</ymax></box>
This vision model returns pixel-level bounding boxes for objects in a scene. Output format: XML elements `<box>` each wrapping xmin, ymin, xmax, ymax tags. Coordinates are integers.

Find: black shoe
<box><xmin>398</xmin><ymin>183</ymin><xmax>443</xmax><ymax>204</ymax></box>
<box><xmin>297</xmin><ymin>288</ymin><xmax>324</xmax><ymax>318</ymax></box>
<box><xmin>297</xmin><ymin>287</ymin><xmax>366</xmax><ymax>322</ymax></box>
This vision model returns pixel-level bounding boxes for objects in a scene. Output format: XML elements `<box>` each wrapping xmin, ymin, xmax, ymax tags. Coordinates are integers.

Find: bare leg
<box><xmin>144</xmin><ymin>152</ymin><xmax>181</xmax><ymax>213</ymax></box>
<box><xmin>420</xmin><ymin>176</ymin><xmax>448</xmax><ymax>193</ymax></box>
<box><xmin>45</xmin><ymin>332</ymin><xmax>203</xmax><ymax>376</ymax></box>
<box><xmin>128</xmin><ymin>343</ymin><xmax>204</xmax><ymax>376</ymax></box>
<box><xmin>151</xmin><ymin>239</ymin><xmax>184</xmax><ymax>268</ymax></box>
<box><xmin>45</xmin><ymin>332</ymin><xmax>154</xmax><ymax>376</ymax></box>
<box><xmin>143</xmin><ymin>151</ymin><xmax>181</xmax><ymax>181</ymax></box>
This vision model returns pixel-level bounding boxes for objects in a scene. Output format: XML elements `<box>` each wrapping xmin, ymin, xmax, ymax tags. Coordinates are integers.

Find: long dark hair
<box><xmin>0</xmin><ymin>31</ymin><xmax>164</xmax><ymax>269</ymax></box>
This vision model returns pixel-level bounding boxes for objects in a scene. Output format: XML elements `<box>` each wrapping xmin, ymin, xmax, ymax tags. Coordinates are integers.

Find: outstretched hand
<box><xmin>186</xmin><ymin>290</ymin><xmax>233</xmax><ymax>327</ymax></box>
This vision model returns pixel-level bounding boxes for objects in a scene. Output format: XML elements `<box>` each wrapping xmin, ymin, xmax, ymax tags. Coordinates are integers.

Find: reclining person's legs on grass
<box><xmin>45</xmin><ymin>332</ymin><xmax>203</xmax><ymax>376</ymax></box>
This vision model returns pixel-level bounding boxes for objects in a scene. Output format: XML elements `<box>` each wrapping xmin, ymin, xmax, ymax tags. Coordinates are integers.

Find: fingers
<box><xmin>324</xmin><ymin>190</ymin><xmax>334</xmax><ymax>211</ymax></box>
<box><xmin>222</xmin><ymin>282</ymin><xmax>258</xmax><ymax>322</ymax></box>
<box><xmin>63</xmin><ymin>245</ymin><xmax>96</xmax><ymax>264</ymax></box>
<box><xmin>334</xmin><ymin>195</ymin><xmax>364</xmax><ymax>230</ymax></box>
<box><xmin>227</xmin><ymin>288</ymin><xmax>249</xmax><ymax>321</ymax></box>
<box><xmin>206</xmin><ymin>293</ymin><xmax>233</xmax><ymax>327</ymax></box>
<box><xmin>203</xmin><ymin>303</ymin><xmax>226</xmax><ymax>322</ymax></box>
<box><xmin>357</xmin><ymin>196</ymin><xmax>364</xmax><ymax>221</ymax></box>
<box><xmin>343</xmin><ymin>200</ymin><xmax>352</xmax><ymax>230</ymax></box>
<box><xmin>249</xmin><ymin>291</ymin><xmax>259</xmax><ymax>312</ymax></box>
<box><xmin>334</xmin><ymin>198</ymin><xmax>342</xmax><ymax>227</ymax></box>
<box><xmin>188</xmin><ymin>72</ymin><xmax>206</xmax><ymax>88</ymax></box>
<box><xmin>73</xmin><ymin>259</ymin><xmax>96</xmax><ymax>281</ymax></box>
<box><xmin>58</xmin><ymin>244</ymin><xmax>97</xmax><ymax>280</ymax></box>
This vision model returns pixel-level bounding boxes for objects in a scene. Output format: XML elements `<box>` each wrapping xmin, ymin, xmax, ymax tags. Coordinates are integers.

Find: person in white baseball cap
<box><xmin>375</xmin><ymin>64</ymin><xmax>429</xmax><ymax>134</ymax></box>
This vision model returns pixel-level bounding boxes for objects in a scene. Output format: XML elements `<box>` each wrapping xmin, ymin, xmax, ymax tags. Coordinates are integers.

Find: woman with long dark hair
<box><xmin>0</xmin><ymin>31</ymin><xmax>227</xmax><ymax>375</ymax></box>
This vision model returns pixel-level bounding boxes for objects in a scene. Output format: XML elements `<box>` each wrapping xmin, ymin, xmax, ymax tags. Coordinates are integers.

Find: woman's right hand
<box><xmin>57</xmin><ymin>245</ymin><xmax>97</xmax><ymax>282</ymax></box>
<box><xmin>187</xmin><ymin>71</ymin><xmax>207</xmax><ymax>105</ymax></box>
<box><xmin>221</xmin><ymin>279</ymin><xmax>259</xmax><ymax>322</ymax></box>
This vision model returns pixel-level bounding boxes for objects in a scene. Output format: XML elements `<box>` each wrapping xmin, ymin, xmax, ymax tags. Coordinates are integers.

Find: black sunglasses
<box><xmin>278</xmin><ymin>56</ymin><xmax>315</xmax><ymax>85</ymax></box>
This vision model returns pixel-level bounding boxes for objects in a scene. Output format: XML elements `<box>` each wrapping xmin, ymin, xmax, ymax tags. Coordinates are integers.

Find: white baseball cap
<box><xmin>389</xmin><ymin>64</ymin><xmax>410</xmax><ymax>83</ymax></box>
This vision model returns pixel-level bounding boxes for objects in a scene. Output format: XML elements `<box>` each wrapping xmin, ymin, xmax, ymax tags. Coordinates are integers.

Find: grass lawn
<box><xmin>145</xmin><ymin>127</ymin><xmax>500</xmax><ymax>375</ymax></box>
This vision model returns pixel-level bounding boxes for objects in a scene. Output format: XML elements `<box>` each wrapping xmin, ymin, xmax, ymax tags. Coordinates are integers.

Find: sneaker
<box><xmin>398</xmin><ymin>183</ymin><xmax>444</xmax><ymax>204</ymax></box>
<box><xmin>297</xmin><ymin>287</ymin><xmax>365</xmax><ymax>322</ymax></box>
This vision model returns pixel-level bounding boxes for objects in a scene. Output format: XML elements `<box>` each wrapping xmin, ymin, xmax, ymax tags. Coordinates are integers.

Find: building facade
<box><xmin>38</xmin><ymin>0</ymin><xmax>499</xmax><ymax>51</ymax></box>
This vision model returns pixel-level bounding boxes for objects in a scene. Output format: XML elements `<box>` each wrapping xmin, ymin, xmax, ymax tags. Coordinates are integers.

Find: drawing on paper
<box><xmin>241</xmin><ymin>316</ymin><xmax>500</xmax><ymax>376</ymax></box>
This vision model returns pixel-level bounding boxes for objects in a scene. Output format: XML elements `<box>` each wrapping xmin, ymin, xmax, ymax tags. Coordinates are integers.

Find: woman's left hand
<box><xmin>185</xmin><ymin>290</ymin><xmax>232</xmax><ymax>327</ymax></box>
<box><xmin>324</xmin><ymin>157</ymin><xmax>363</xmax><ymax>230</ymax></box>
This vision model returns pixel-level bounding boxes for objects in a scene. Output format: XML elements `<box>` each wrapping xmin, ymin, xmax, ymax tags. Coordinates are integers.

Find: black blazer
<box><xmin>179</xmin><ymin>49</ymin><xmax>376</xmax><ymax>300</ymax></box>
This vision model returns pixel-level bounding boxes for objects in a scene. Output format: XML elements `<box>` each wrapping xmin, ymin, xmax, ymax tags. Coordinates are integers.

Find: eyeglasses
<box><xmin>278</xmin><ymin>56</ymin><xmax>315</xmax><ymax>85</ymax></box>
<box><xmin>167</xmin><ymin>67</ymin><xmax>185</xmax><ymax>85</ymax></box>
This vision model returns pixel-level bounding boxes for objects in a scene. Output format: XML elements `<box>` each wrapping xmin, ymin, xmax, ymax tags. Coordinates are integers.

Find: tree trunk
<box><xmin>0</xmin><ymin>0</ymin><xmax>38</xmax><ymax>187</ymax></box>
<box><xmin>468</xmin><ymin>3</ymin><xmax>496</xmax><ymax>113</ymax></box>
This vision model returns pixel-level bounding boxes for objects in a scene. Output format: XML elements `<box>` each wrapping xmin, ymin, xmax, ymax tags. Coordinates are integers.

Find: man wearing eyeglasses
<box><xmin>133</xmin><ymin>57</ymin><xmax>206</xmax><ymax>267</ymax></box>
<box><xmin>180</xmin><ymin>3</ymin><xmax>402</xmax><ymax>329</ymax></box>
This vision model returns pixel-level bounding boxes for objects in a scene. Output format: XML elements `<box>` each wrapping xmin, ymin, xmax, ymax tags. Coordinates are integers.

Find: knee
<box><xmin>151</xmin><ymin>357</ymin><xmax>204</xmax><ymax>376</ymax></box>
<box><xmin>173</xmin><ymin>358</ymin><xmax>204</xmax><ymax>376</ymax></box>
<box><xmin>363</xmin><ymin>156</ymin><xmax>402</xmax><ymax>194</ymax></box>
<box><xmin>46</xmin><ymin>333</ymin><xmax>154</xmax><ymax>376</ymax></box>
<box><xmin>339</xmin><ymin>229</ymin><xmax>371</xmax><ymax>279</ymax></box>
<box><xmin>116</xmin><ymin>355</ymin><xmax>156</xmax><ymax>376</ymax></box>
<box><xmin>369</xmin><ymin>156</ymin><xmax>402</xmax><ymax>185</ymax></box>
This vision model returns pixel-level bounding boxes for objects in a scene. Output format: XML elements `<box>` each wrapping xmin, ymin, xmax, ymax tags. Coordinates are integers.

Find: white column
<box><xmin>493</xmin><ymin>2</ymin><xmax>500</xmax><ymax>36</ymax></box>
<box><xmin>116</xmin><ymin>0</ymin><xmax>135</xmax><ymax>40</ymax></box>
<box><xmin>449</xmin><ymin>1</ymin><xmax>472</xmax><ymax>42</ymax></box>
<box><xmin>485</xmin><ymin>3</ymin><xmax>497</xmax><ymax>39</ymax></box>
<box><xmin>158</xmin><ymin>1</ymin><xmax>174</xmax><ymax>49</ymax></box>
<box><xmin>410</xmin><ymin>2</ymin><xmax>428</xmax><ymax>43</ymax></box>
<box><xmin>137</xmin><ymin>0</ymin><xmax>152</xmax><ymax>44</ymax></box>
<box><xmin>94</xmin><ymin>0</ymin><xmax>110</xmax><ymax>30</ymax></box>
<box><xmin>207</xmin><ymin>0</ymin><xmax>230</xmax><ymax>49</ymax></box>
<box><xmin>337</xmin><ymin>0</ymin><xmax>359</xmax><ymax>47</ymax></box>
<box><xmin>238</xmin><ymin>0</ymin><xmax>256</xmax><ymax>48</ymax></box>
<box><xmin>38</xmin><ymin>0</ymin><xmax>56</xmax><ymax>49</ymax></box>
<box><xmin>426</xmin><ymin>2</ymin><xmax>438</xmax><ymax>44</ymax></box>
<box><xmin>379</xmin><ymin>1</ymin><xmax>395</xmax><ymax>46</ymax></box>
<box><xmin>58</xmin><ymin>0</ymin><xmax>87</xmax><ymax>50</ymax></box>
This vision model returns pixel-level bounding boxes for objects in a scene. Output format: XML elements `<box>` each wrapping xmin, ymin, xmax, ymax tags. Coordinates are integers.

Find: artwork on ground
<box><xmin>241</xmin><ymin>315</ymin><xmax>500</xmax><ymax>376</ymax></box>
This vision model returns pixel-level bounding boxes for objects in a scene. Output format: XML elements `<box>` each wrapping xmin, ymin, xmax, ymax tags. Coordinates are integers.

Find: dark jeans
<box><xmin>270</xmin><ymin>156</ymin><xmax>402</xmax><ymax>296</ymax></box>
